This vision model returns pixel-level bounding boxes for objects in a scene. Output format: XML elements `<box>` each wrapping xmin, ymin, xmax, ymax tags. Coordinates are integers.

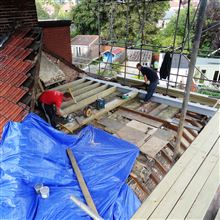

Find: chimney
<box><xmin>38</xmin><ymin>20</ymin><xmax>72</xmax><ymax>63</ymax></box>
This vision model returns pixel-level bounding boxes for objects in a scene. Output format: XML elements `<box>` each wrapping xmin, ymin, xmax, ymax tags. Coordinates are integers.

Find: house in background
<box><xmin>194</xmin><ymin>57</ymin><xmax>220</xmax><ymax>86</ymax></box>
<box><xmin>71</xmin><ymin>35</ymin><xmax>99</xmax><ymax>68</ymax></box>
<box><xmin>102</xmin><ymin>47</ymin><xmax>125</xmax><ymax>64</ymax></box>
<box><xmin>158</xmin><ymin>53</ymin><xmax>220</xmax><ymax>89</ymax></box>
<box><xmin>158</xmin><ymin>53</ymin><xmax>189</xmax><ymax>87</ymax></box>
<box><xmin>119</xmin><ymin>49</ymin><xmax>152</xmax><ymax>78</ymax></box>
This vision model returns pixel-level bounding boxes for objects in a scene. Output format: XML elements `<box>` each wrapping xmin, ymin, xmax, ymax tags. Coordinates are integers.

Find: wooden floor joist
<box><xmin>62</xmin><ymin>84</ymin><xmax>107</xmax><ymax>108</ymax></box>
<box><xmin>52</xmin><ymin>78</ymin><xmax>86</xmax><ymax>91</ymax></box>
<box><xmin>62</xmin><ymin>86</ymin><xmax>117</xmax><ymax>115</ymax></box>
<box><xmin>64</xmin><ymin>91</ymin><xmax>138</xmax><ymax>132</ymax></box>
<box><xmin>72</xmin><ymin>82</ymin><xmax>101</xmax><ymax>97</ymax></box>
<box><xmin>68</xmin><ymin>80</ymin><xmax>94</xmax><ymax>92</ymax></box>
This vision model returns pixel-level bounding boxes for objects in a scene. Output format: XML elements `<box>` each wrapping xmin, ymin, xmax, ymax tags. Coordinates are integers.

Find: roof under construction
<box><xmin>0</xmin><ymin>0</ymin><xmax>220</xmax><ymax>219</ymax></box>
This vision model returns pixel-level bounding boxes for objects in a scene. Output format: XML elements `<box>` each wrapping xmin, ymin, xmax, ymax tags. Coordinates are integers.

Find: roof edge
<box><xmin>38</xmin><ymin>20</ymin><xmax>71</xmax><ymax>28</ymax></box>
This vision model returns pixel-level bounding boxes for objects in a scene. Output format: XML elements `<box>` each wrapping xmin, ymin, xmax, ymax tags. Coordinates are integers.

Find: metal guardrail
<box><xmin>72</xmin><ymin>59</ymin><xmax>220</xmax><ymax>91</ymax></box>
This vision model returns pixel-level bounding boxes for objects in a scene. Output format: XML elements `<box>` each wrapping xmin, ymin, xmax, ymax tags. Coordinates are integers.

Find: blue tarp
<box><xmin>0</xmin><ymin>113</ymin><xmax>140</xmax><ymax>219</ymax></box>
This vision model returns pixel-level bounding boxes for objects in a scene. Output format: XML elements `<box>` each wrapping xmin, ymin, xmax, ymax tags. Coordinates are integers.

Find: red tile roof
<box><xmin>112</xmin><ymin>48</ymin><xmax>125</xmax><ymax>55</ymax></box>
<box><xmin>0</xmin><ymin>28</ymin><xmax>35</xmax><ymax>136</ymax></box>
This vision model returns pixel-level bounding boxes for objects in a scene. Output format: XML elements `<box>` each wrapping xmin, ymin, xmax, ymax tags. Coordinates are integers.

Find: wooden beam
<box><xmin>62</xmin><ymin>87</ymin><xmax>117</xmax><ymax>115</ymax></box>
<box><xmin>169</xmin><ymin>144</ymin><xmax>219</xmax><ymax>219</ymax></box>
<box><xmin>119</xmin><ymin>107</ymin><xmax>197</xmax><ymax>143</ymax></box>
<box><xmin>52</xmin><ymin>78</ymin><xmax>86</xmax><ymax>91</ymax></box>
<box><xmin>63</xmin><ymin>91</ymin><xmax>138</xmax><ymax>132</ymax></box>
<box><xmin>66</xmin><ymin>81</ymin><xmax>94</xmax><ymax>92</ymax></box>
<box><xmin>72</xmin><ymin>83</ymin><xmax>101</xmax><ymax>97</ymax></box>
<box><xmin>62</xmin><ymin>84</ymin><xmax>107</xmax><ymax>108</ymax></box>
<box><xmin>66</xmin><ymin>148</ymin><xmax>99</xmax><ymax>215</ymax></box>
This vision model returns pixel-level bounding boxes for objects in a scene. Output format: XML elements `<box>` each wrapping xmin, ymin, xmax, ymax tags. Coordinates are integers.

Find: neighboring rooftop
<box><xmin>71</xmin><ymin>35</ymin><xmax>99</xmax><ymax>46</ymax></box>
<box><xmin>127</xmin><ymin>49</ymin><xmax>152</xmax><ymax>62</ymax></box>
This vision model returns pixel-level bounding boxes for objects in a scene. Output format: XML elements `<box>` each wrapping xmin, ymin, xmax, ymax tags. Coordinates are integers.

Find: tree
<box><xmin>72</xmin><ymin>0</ymin><xmax>169</xmax><ymax>44</ymax></box>
<box><xmin>200</xmin><ymin>0</ymin><xmax>220</xmax><ymax>56</ymax></box>
<box><xmin>155</xmin><ymin>1</ymin><xmax>220</xmax><ymax>57</ymax></box>
<box><xmin>36</xmin><ymin>1</ymin><xmax>50</xmax><ymax>20</ymax></box>
<box><xmin>155</xmin><ymin>6</ymin><xmax>196</xmax><ymax>51</ymax></box>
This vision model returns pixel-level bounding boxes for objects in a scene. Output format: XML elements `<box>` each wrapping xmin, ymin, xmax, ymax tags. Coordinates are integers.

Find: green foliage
<box><xmin>72</xmin><ymin>0</ymin><xmax>103</xmax><ymax>35</ymax></box>
<box><xmin>36</xmin><ymin>1</ymin><xmax>50</xmax><ymax>19</ymax></box>
<box><xmin>72</xmin><ymin>1</ymin><xmax>169</xmax><ymax>44</ymax></box>
<box><xmin>35</xmin><ymin>0</ymin><xmax>73</xmax><ymax>20</ymax></box>
<box><xmin>111</xmin><ymin>62</ymin><xmax>121</xmax><ymax>74</ymax></box>
<box><xmin>199</xmin><ymin>0</ymin><xmax>220</xmax><ymax>56</ymax></box>
<box><xmin>155</xmin><ymin>6</ymin><xmax>196</xmax><ymax>50</ymax></box>
<box><xmin>199</xmin><ymin>89</ymin><xmax>220</xmax><ymax>98</ymax></box>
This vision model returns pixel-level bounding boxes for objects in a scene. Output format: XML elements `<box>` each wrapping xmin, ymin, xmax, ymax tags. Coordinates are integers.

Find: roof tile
<box><xmin>0</xmin><ymin>28</ymin><xmax>36</xmax><ymax>136</ymax></box>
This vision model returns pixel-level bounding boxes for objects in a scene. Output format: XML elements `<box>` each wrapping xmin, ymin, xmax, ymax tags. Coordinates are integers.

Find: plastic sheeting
<box><xmin>0</xmin><ymin>113</ymin><xmax>140</xmax><ymax>219</ymax></box>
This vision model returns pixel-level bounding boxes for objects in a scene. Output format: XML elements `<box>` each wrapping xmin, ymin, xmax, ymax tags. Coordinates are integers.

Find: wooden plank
<box><xmin>98</xmin><ymin>117</ymin><xmax>125</xmax><ymax>131</ymax></box>
<box><xmin>117</xmin><ymin>109</ymin><xmax>162</xmax><ymax>128</ymax></box>
<box><xmin>186</xmin><ymin>159</ymin><xmax>220</xmax><ymax>219</ymax></box>
<box><xmin>132</xmin><ymin>111</ymin><xmax>220</xmax><ymax>219</ymax></box>
<box><xmin>62</xmin><ymin>87</ymin><xmax>116</xmax><ymax>114</ymax></box>
<box><xmin>140</xmin><ymin>136</ymin><xmax>169</xmax><ymax>158</ymax></box>
<box><xmin>153</xmin><ymin>128</ymin><xmax>175</xmax><ymax>142</ymax></box>
<box><xmin>116</xmin><ymin>126</ymin><xmax>149</xmax><ymax>147</ymax></box>
<box><xmin>70</xmin><ymin>81</ymin><xmax>94</xmax><ymax>92</ymax></box>
<box><xmin>62</xmin><ymin>84</ymin><xmax>108</xmax><ymax>108</ymax></box>
<box><xmin>149</xmin><ymin>104</ymin><xmax>168</xmax><ymax>116</ymax></box>
<box><xmin>126</xmin><ymin>120</ymin><xmax>156</xmax><ymax>134</ymax></box>
<box><xmin>72</xmin><ymin>82</ymin><xmax>100</xmax><ymax>96</ymax></box>
<box><xmin>52</xmin><ymin>78</ymin><xmax>86</xmax><ymax>91</ymax></box>
<box><xmin>149</xmin><ymin>138</ymin><xmax>219</xmax><ymax>219</ymax></box>
<box><xmin>168</xmin><ymin>140</ymin><xmax>219</xmax><ymax>219</ymax></box>
<box><xmin>66</xmin><ymin>148</ymin><xmax>98</xmax><ymax>215</ymax></box>
<box><xmin>64</xmin><ymin>91</ymin><xmax>138</xmax><ymax>132</ymax></box>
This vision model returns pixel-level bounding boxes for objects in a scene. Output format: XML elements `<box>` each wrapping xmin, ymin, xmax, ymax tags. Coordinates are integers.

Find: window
<box><xmin>76</xmin><ymin>46</ymin><xmax>81</xmax><ymax>57</ymax></box>
<box><xmin>213</xmin><ymin>71</ymin><xmax>220</xmax><ymax>81</ymax></box>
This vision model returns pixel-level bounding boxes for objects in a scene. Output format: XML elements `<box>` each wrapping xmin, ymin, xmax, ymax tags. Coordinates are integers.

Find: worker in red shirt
<box><xmin>38</xmin><ymin>90</ymin><xmax>72</xmax><ymax>128</ymax></box>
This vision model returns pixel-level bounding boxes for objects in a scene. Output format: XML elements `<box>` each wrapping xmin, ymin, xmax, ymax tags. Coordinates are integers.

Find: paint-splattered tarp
<box><xmin>0</xmin><ymin>113</ymin><xmax>140</xmax><ymax>219</ymax></box>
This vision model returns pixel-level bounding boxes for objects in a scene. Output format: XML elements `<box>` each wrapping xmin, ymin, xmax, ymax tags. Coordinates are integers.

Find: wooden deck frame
<box><xmin>132</xmin><ymin>111</ymin><xmax>220</xmax><ymax>219</ymax></box>
<box><xmin>63</xmin><ymin>91</ymin><xmax>138</xmax><ymax>132</ymax></box>
<box><xmin>62</xmin><ymin>84</ymin><xmax>107</xmax><ymax>108</ymax></box>
<box><xmin>62</xmin><ymin>87</ymin><xmax>117</xmax><ymax>114</ymax></box>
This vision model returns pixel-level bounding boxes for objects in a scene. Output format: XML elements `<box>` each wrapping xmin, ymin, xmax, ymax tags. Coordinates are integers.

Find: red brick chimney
<box><xmin>38</xmin><ymin>20</ymin><xmax>72</xmax><ymax>63</ymax></box>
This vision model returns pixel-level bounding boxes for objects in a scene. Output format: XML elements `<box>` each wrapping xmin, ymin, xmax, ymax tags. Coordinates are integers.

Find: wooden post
<box><xmin>66</xmin><ymin>148</ymin><xmax>99</xmax><ymax>215</ymax></box>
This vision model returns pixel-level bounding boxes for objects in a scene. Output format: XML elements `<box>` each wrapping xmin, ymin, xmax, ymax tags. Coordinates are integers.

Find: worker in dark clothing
<box><xmin>38</xmin><ymin>90</ymin><xmax>72</xmax><ymax>128</ymax></box>
<box><xmin>136</xmin><ymin>63</ymin><xmax>159</xmax><ymax>102</ymax></box>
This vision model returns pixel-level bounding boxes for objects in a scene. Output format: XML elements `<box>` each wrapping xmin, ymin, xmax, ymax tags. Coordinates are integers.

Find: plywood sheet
<box><xmin>116</xmin><ymin>126</ymin><xmax>149</xmax><ymax>147</ymax></box>
<box><xmin>127</xmin><ymin>120</ymin><xmax>157</xmax><ymax>135</ymax></box>
<box><xmin>153</xmin><ymin>128</ymin><xmax>175</xmax><ymax>142</ymax></box>
<box><xmin>98</xmin><ymin>117</ymin><xmax>124</xmax><ymax>132</ymax></box>
<box><xmin>140</xmin><ymin>136</ymin><xmax>169</xmax><ymax>158</ymax></box>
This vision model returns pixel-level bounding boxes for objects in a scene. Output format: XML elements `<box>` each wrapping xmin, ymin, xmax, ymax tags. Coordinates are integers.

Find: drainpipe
<box><xmin>174</xmin><ymin>0</ymin><xmax>208</xmax><ymax>159</ymax></box>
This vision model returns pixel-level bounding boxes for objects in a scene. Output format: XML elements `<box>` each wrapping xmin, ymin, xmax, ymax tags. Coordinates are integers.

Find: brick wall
<box><xmin>39</xmin><ymin>20</ymin><xmax>72</xmax><ymax>63</ymax></box>
<box><xmin>0</xmin><ymin>0</ymin><xmax>37</xmax><ymax>35</ymax></box>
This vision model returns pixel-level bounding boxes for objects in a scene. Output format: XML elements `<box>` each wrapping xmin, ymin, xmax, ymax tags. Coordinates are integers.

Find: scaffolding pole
<box><xmin>174</xmin><ymin>0</ymin><xmax>208</xmax><ymax>159</ymax></box>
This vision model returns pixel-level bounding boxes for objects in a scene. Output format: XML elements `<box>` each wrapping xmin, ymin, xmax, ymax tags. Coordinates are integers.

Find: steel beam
<box><xmin>85</xmin><ymin>77</ymin><xmax>217</xmax><ymax>117</ymax></box>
